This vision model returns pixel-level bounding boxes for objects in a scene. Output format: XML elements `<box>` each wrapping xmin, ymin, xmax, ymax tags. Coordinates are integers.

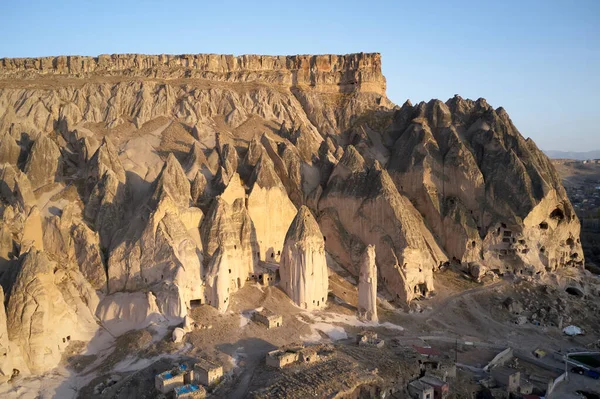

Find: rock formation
<box><xmin>0</xmin><ymin>52</ymin><xmax>584</xmax><ymax>379</ymax></box>
<box><xmin>247</xmin><ymin>154</ymin><xmax>297</xmax><ymax>262</ymax></box>
<box><xmin>86</xmin><ymin>137</ymin><xmax>126</xmax><ymax>192</ymax></box>
<box><xmin>0</xmin><ymin>286</ymin><xmax>12</xmax><ymax>381</ymax></box>
<box><xmin>280</xmin><ymin>206</ymin><xmax>328</xmax><ymax>310</ymax></box>
<box><xmin>0</xmin><ymin>133</ymin><xmax>20</xmax><ymax>166</ymax></box>
<box><xmin>201</xmin><ymin>196</ymin><xmax>257</xmax><ymax>312</ymax></box>
<box><xmin>386</xmin><ymin>97</ymin><xmax>583</xmax><ymax>274</ymax></box>
<box><xmin>72</xmin><ymin>222</ymin><xmax>107</xmax><ymax>291</ymax></box>
<box><xmin>24</xmin><ymin>135</ymin><xmax>61</xmax><ymax>190</ymax></box>
<box><xmin>319</xmin><ymin>146</ymin><xmax>447</xmax><ymax>303</ymax></box>
<box><xmin>7</xmin><ymin>250</ymin><xmax>98</xmax><ymax>374</ymax></box>
<box><xmin>358</xmin><ymin>245</ymin><xmax>378</xmax><ymax>321</ymax></box>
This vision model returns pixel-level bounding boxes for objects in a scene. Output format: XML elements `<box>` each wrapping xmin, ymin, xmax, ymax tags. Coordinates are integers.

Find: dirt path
<box><xmin>418</xmin><ymin>280</ymin><xmax>507</xmax><ymax>320</ymax></box>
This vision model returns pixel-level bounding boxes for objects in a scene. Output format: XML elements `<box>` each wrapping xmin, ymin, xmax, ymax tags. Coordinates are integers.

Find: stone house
<box><xmin>297</xmin><ymin>345</ymin><xmax>321</xmax><ymax>364</ymax></box>
<box><xmin>408</xmin><ymin>380</ymin><xmax>434</xmax><ymax>399</ymax></box>
<box><xmin>193</xmin><ymin>359</ymin><xmax>223</xmax><ymax>386</ymax></box>
<box><xmin>356</xmin><ymin>331</ymin><xmax>384</xmax><ymax>348</ymax></box>
<box><xmin>420</xmin><ymin>375</ymin><xmax>449</xmax><ymax>399</ymax></box>
<box><xmin>491</xmin><ymin>366</ymin><xmax>520</xmax><ymax>393</ymax></box>
<box><xmin>266</xmin><ymin>348</ymin><xmax>299</xmax><ymax>368</ymax></box>
<box><xmin>155</xmin><ymin>364</ymin><xmax>190</xmax><ymax>394</ymax></box>
<box><xmin>174</xmin><ymin>384</ymin><xmax>206</xmax><ymax>398</ymax></box>
<box><xmin>252</xmin><ymin>309</ymin><xmax>282</xmax><ymax>329</ymax></box>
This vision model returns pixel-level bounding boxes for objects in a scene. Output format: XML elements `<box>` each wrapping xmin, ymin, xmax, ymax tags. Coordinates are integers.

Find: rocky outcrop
<box><xmin>86</xmin><ymin>137</ymin><xmax>126</xmax><ymax>193</ymax></box>
<box><xmin>21</xmin><ymin>206</ymin><xmax>44</xmax><ymax>253</ymax></box>
<box><xmin>72</xmin><ymin>222</ymin><xmax>107</xmax><ymax>291</ymax></box>
<box><xmin>42</xmin><ymin>203</ymin><xmax>76</xmax><ymax>259</ymax></box>
<box><xmin>7</xmin><ymin>250</ymin><xmax>98</xmax><ymax>374</ymax></box>
<box><xmin>190</xmin><ymin>171</ymin><xmax>208</xmax><ymax>206</ymax></box>
<box><xmin>201</xmin><ymin>196</ymin><xmax>257</xmax><ymax>296</ymax></box>
<box><xmin>183</xmin><ymin>141</ymin><xmax>210</xmax><ymax>180</ymax></box>
<box><xmin>24</xmin><ymin>135</ymin><xmax>61</xmax><ymax>190</ymax></box>
<box><xmin>386</xmin><ymin>96</ymin><xmax>582</xmax><ymax>275</ymax></box>
<box><xmin>0</xmin><ymin>163</ymin><xmax>36</xmax><ymax>210</ymax></box>
<box><xmin>0</xmin><ymin>53</ymin><xmax>386</xmax><ymax>95</ymax></box>
<box><xmin>0</xmin><ymin>226</ymin><xmax>13</xmax><ymax>273</ymax></box>
<box><xmin>0</xmin><ymin>133</ymin><xmax>21</xmax><ymax>166</ymax></box>
<box><xmin>107</xmin><ymin>193</ymin><xmax>204</xmax><ymax>319</ymax></box>
<box><xmin>96</xmin><ymin>291</ymin><xmax>165</xmax><ymax>332</ymax></box>
<box><xmin>247</xmin><ymin>155</ymin><xmax>297</xmax><ymax>262</ymax></box>
<box><xmin>220</xmin><ymin>172</ymin><xmax>245</xmax><ymax>206</ymax></box>
<box><xmin>0</xmin><ymin>286</ymin><xmax>12</xmax><ymax>381</ymax></box>
<box><xmin>358</xmin><ymin>245</ymin><xmax>377</xmax><ymax>321</ymax></box>
<box><xmin>280</xmin><ymin>206</ymin><xmax>328</xmax><ymax>310</ymax></box>
<box><xmin>85</xmin><ymin>169</ymin><xmax>127</xmax><ymax>249</ymax></box>
<box><xmin>0</xmin><ymin>52</ymin><xmax>585</xmax><ymax>382</ymax></box>
<box><xmin>319</xmin><ymin>146</ymin><xmax>447</xmax><ymax>303</ymax></box>
<box><xmin>151</xmin><ymin>154</ymin><xmax>191</xmax><ymax>208</ymax></box>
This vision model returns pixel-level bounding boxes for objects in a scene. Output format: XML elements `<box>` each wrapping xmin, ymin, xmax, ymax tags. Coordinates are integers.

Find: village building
<box><xmin>193</xmin><ymin>359</ymin><xmax>223</xmax><ymax>386</ymax></box>
<box><xmin>356</xmin><ymin>331</ymin><xmax>385</xmax><ymax>348</ymax></box>
<box><xmin>297</xmin><ymin>345</ymin><xmax>321</xmax><ymax>364</ymax></box>
<box><xmin>265</xmin><ymin>344</ymin><xmax>330</xmax><ymax>368</ymax></box>
<box><xmin>252</xmin><ymin>309</ymin><xmax>283</xmax><ymax>329</ymax></box>
<box><xmin>419</xmin><ymin>375</ymin><xmax>449</xmax><ymax>399</ymax></box>
<box><xmin>155</xmin><ymin>364</ymin><xmax>190</xmax><ymax>394</ymax></box>
<box><xmin>491</xmin><ymin>366</ymin><xmax>520</xmax><ymax>393</ymax></box>
<box><xmin>266</xmin><ymin>348</ymin><xmax>299</xmax><ymax>368</ymax></box>
<box><xmin>408</xmin><ymin>380</ymin><xmax>434</xmax><ymax>399</ymax></box>
<box><xmin>174</xmin><ymin>384</ymin><xmax>207</xmax><ymax>399</ymax></box>
<box><xmin>248</xmin><ymin>264</ymin><xmax>278</xmax><ymax>286</ymax></box>
<box><xmin>413</xmin><ymin>345</ymin><xmax>441</xmax><ymax>359</ymax></box>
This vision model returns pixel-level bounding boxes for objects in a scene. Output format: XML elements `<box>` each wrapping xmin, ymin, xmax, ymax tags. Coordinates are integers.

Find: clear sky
<box><xmin>1</xmin><ymin>0</ymin><xmax>598</xmax><ymax>151</ymax></box>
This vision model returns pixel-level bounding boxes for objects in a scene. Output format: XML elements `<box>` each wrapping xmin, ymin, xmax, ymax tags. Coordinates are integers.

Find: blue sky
<box><xmin>1</xmin><ymin>0</ymin><xmax>598</xmax><ymax>151</ymax></box>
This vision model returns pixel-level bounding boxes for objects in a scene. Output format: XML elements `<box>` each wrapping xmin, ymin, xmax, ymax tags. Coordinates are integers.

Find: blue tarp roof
<box><xmin>175</xmin><ymin>384</ymin><xmax>200</xmax><ymax>394</ymax></box>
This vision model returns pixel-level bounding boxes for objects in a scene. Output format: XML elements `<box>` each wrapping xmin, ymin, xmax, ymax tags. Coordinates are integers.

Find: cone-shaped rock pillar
<box><xmin>358</xmin><ymin>245</ymin><xmax>378</xmax><ymax>321</ymax></box>
<box><xmin>280</xmin><ymin>206</ymin><xmax>328</xmax><ymax>310</ymax></box>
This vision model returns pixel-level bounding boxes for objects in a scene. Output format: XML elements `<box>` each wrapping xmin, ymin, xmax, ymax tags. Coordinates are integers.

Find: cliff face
<box><xmin>0</xmin><ymin>52</ymin><xmax>582</xmax><ymax>377</ymax></box>
<box><xmin>0</xmin><ymin>53</ymin><xmax>386</xmax><ymax>94</ymax></box>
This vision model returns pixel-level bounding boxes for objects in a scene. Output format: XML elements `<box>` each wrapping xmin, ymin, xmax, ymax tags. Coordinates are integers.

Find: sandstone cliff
<box><xmin>0</xmin><ymin>52</ymin><xmax>582</xmax><ymax>379</ymax></box>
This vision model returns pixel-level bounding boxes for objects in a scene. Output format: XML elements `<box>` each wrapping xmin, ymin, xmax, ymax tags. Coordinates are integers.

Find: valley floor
<box><xmin>1</xmin><ymin>266</ymin><xmax>599</xmax><ymax>399</ymax></box>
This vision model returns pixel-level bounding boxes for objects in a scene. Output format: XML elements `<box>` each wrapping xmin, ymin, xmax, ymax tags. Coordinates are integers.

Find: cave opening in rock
<box><xmin>539</xmin><ymin>222</ymin><xmax>548</xmax><ymax>230</ymax></box>
<box><xmin>190</xmin><ymin>299</ymin><xmax>202</xmax><ymax>308</ymax></box>
<box><xmin>415</xmin><ymin>283</ymin><xmax>427</xmax><ymax>296</ymax></box>
<box><xmin>550</xmin><ymin>208</ymin><xmax>565</xmax><ymax>221</ymax></box>
<box><xmin>565</xmin><ymin>287</ymin><xmax>583</xmax><ymax>297</ymax></box>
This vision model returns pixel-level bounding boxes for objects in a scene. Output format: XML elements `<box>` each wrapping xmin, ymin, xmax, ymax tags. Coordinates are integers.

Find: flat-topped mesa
<box><xmin>0</xmin><ymin>53</ymin><xmax>385</xmax><ymax>94</ymax></box>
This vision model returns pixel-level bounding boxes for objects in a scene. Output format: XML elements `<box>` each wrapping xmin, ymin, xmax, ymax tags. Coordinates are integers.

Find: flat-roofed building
<box><xmin>408</xmin><ymin>380</ymin><xmax>434</xmax><ymax>399</ymax></box>
<box><xmin>155</xmin><ymin>364</ymin><xmax>189</xmax><ymax>394</ymax></box>
<box><xmin>193</xmin><ymin>359</ymin><xmax>223</xmax><ymax>386</ymax></box>
<box><xmin>420</xmin><ymin>375</ymin><xmax>449</xmax><ymax>399</ymax></box>
<box><xmin>266</xmin><ymin>348</ymin><xmax>299</xmax><ymax>368</ymax></box>
<box><xmin>252</xmin><ymin>309</ymin><xmax>283</xmax><ymax>329</ymax></box>
<box><xmin>174</xmin><ymin>384</ymin><xmax>206</xmax><ymax>398</ymax></box>
<box><xmin>491</xmin><ymin>366</ymin><xmax>520</xmax><ymax>393</ymax></box>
